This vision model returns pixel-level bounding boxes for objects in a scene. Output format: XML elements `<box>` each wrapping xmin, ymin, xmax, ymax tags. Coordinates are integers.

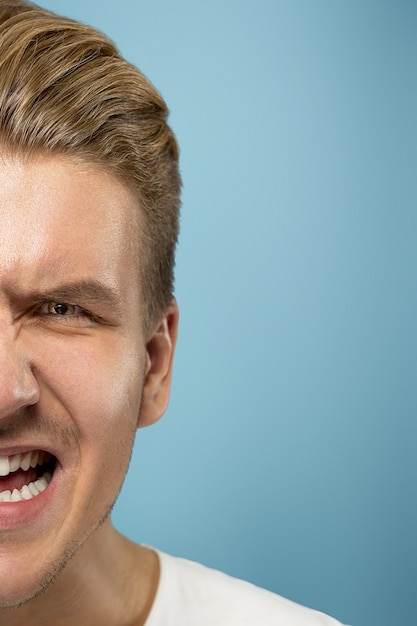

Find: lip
<box><xmin>0</xmin><ymin>445</ymin><xmax>58</xmax><ymax>458</ymax></box>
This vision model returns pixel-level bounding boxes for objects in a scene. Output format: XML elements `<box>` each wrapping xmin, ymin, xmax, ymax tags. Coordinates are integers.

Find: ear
<box><xmin>137</xmin><ymin>298</ymin><xmax>179</xmax><ymax>428</ymax></box>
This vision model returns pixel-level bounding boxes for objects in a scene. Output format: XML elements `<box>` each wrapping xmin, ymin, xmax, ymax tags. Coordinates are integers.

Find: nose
<box><xmin>0</xmin><ymin>332</ymin><xmax>40</xmax><ymax>420</ymax></box>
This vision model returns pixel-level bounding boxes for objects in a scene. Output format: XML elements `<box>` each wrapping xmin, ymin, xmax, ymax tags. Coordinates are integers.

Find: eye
<box><xmin>34</xmin><ymin>301</ymin><xmax>97</xmax><ymax>326</ymax></box>
<box><xmin>47</xmin><ymin>302</ymin><xmax>76</xmax><ymax>316</ymax></box>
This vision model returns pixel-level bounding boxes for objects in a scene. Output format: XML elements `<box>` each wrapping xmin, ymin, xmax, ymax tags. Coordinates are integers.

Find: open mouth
<box><xmin>0</xmin><ymin>451</ymin><xmax>56</xmax><ymax>503</ymax></box>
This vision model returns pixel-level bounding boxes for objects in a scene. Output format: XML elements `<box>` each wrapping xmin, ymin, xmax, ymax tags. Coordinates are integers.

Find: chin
<box><xmin>0</xmin><ymin>493</ymin><xmax>114</xmax><ymax>611</ymax></box>
<box><xmin>0</xmin><ymin>548</ymin><xmax>74</xmax><ymax>610</ymax></box>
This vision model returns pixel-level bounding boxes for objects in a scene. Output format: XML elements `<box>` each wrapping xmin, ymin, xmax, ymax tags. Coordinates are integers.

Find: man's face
<box><xmin>0</xmin><ymin>155</ymin><xmax>176</xmax><ymax>605</ymax></box>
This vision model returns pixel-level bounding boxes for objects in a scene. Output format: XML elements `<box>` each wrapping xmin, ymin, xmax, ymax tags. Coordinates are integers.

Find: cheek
<box><xmin>59</xmin><ymin>339</ymin><xmax>144</xmax><ymax>496</ymax></box>
<box><xmin>40</xmin><ymin>335</ymin><xmax>145</xmax><ymax>442</ymax></box>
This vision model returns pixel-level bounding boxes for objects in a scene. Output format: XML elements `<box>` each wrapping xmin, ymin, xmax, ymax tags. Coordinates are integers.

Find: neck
<box><xmin>0</xmin><ymin>520</ymin><xmax>159</xmax><ymax>626</ymax></box>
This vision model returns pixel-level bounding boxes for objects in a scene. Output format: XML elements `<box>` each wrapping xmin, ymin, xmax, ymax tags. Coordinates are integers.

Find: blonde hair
<box><xmin>0</xmin><ymin>0</ymin><xmax>181</xmax><ymax>330</ymax></box>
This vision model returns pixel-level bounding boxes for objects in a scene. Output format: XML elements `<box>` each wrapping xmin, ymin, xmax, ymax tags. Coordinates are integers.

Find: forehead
<box><xmin>0</xmin><ymin>154</ymin><xmax>143</xmax><ymax>307</ymax></box>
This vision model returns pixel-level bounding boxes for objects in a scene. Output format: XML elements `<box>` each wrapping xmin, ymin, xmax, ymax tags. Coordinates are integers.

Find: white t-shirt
<box><xmin>145</xmin><ymin>550</ymin><xmax>345</xmax><ymax>625</ymax></box>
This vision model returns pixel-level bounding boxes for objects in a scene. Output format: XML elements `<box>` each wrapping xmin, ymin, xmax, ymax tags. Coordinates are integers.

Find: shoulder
<box><xmin>145</xmin><ymin>549</ymin><xmax>345</xmax><ymax>626</ymax></box>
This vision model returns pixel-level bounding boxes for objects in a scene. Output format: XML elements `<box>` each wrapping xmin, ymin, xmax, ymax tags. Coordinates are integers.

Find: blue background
<box><xmin>38</xmin><ymin>2</ymin><xmax>417</xmax><ymax>625</ymax></box>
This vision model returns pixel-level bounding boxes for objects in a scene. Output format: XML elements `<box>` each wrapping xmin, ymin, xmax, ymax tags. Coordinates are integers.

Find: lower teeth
<box><xmin>0</xmin><ymin>472</ymin><xmax>52</xmax><ymax>503</ymax></box>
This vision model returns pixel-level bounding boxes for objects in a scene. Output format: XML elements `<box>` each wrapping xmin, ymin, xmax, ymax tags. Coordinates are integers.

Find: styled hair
<box><xmin>0</xmin><ymin>0</ymin><xmax>181</xmax><ymax>331</ymax></box>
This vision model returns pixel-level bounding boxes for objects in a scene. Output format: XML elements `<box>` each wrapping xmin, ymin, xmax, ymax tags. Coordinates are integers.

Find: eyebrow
<box><xmin>29</xmin><ymin>280</ymin><xmax>123</xmax><ymax>316</ymax></box>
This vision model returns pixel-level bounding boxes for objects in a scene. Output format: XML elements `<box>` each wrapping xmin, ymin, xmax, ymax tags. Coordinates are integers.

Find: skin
<box><xmin>0</xmin><ymin>154</ymin><xmax>178</xmax><ymax>625</ymax></box>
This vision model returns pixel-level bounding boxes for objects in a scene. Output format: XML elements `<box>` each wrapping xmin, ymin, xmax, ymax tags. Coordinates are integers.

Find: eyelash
<box><xmin>35</xmin><ymin>302</ymin><xmax>98</xmax><ymax>324</ymax></box>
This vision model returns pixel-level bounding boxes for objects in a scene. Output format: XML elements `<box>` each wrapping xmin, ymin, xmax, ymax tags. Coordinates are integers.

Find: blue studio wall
<box><xmin>38</xmin><ymin>2</ymin><xmax>417</xmax><ymax>625</ymax></box>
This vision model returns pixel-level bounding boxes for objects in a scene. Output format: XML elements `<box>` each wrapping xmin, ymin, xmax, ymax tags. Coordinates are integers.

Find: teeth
<box><xmin>11</xmin><ymin>489</ymin><xmax>21</xmax><ymax>502</ymax></box>
<box><xmin>9</xmin><ymin>455</ymin><xmax>20</xmax><ymax>472</ymax></box>
<box><xmin>20</xmin><ymin>451</ymin><xmax>32</xmax><ymax>471</ymax></box>
<box><xmin>0</xmin><ymin>490</ymin><xmax>11</xmax><ymax>502</ymax></box>
<box><xmin>0</xmin><ymin>457</ymin><xmax>9</xmax><ymax>477</ymax></box>
<box><xmin>0</xmin><ymin>450</ymin><xmax>51</xmax><ymax>476</ymax></box>
<box><xmin>0</xmin><ymin>471</ymin><xmax>52</xmax><ymax>503</ymax></box>
<box><xmin>0</xmin><ymin>450</ymin><xmax>53</xmax><ymax>504</ymax></box>
<box><xmin>20</xmin><ymin>485</ymin><xmax>33</xmax><ymax>500</ymax></box>
<box><xmin>30</xmin><ymin>451</ymin><xmax>39</xmax><ymax>468</ymax></box>
<box><xmin>34</xmin><ymin>477</ymin><xmax>48</xmax><ymax>492</ymax></box>
<box><xmin>28</xmin><ymin>482</ymin><xmax>40</xmax><ymax>497</ymax></box>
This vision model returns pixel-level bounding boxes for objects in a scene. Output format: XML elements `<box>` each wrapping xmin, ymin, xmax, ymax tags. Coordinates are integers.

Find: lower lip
<box><xmin>0</xmin><ymin>471</ymin><xmax>59</xmax><ymax>531</ymax></box>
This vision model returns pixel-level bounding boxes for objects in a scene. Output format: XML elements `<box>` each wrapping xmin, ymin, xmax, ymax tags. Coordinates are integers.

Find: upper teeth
<box><xmin>0</xmin><ymin>450</ymin><xmax>50</xmax><ymax>476</ymax></box>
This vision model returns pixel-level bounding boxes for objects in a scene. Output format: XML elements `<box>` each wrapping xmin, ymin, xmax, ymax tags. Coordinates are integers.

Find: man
<box><xmin>0</xmin><ymin>1</ymin><xmax>345</xmax><ymax>624</ymax></box>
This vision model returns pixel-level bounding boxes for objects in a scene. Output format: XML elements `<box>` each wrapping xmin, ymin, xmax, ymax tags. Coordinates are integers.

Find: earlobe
<box><xmin>137</xmin><ymin>299</ymin><xmax>179</xmax><ymax>428</ymax></box>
